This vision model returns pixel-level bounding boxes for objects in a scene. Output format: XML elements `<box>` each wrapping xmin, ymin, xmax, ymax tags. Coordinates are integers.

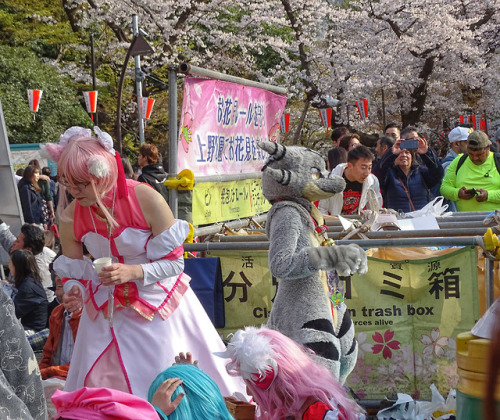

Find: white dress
<box><xmin>54</xmin><ymin>180</ymin><xmax>245</xmax><ymax>399</ymax></box>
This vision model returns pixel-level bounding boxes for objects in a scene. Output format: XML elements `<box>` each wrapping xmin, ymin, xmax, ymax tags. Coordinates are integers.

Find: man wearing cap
<box><xmin>442</xmin><ymin>127</ymin><xmax>471</xmax><ymax>172</ymax></box>
<box><xmin>441</xmin><ymin>131</ymin><xmax>500</xmax><ymax>211</ymax></box>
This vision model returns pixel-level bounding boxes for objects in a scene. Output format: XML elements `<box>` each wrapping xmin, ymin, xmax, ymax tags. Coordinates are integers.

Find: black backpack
<box><xmin>455</xmin><ymin>152</ymin><xmax>500</xmax><ymax>175</ymax></box>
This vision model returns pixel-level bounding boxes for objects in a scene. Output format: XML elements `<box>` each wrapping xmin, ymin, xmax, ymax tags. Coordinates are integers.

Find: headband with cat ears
<box><xmin>215</xmin><ymin>327</ymin><xmax>279</xmax><ymax>391</ymax></box>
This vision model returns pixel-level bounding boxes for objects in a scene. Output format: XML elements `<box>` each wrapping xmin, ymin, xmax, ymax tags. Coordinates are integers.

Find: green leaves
<box><xmin>0</xmin><ymin>46</ymin><xmax>91</xmax><ymax>144</ymax></box>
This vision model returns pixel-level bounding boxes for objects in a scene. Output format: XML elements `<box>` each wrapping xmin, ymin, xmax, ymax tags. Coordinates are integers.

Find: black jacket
<box><xmin>138</xmin><ymin>164</ymin><xmax>169</xmax><ymax>202</ymax></box>
<box><xmin>18</xmin><ymin>179</ymin><xmax>43</xmax><ymax>224</ymax></box>
<box><xmin>14</xmin><ymin>275</ymin><xmax>48</xmax><ymax>332</ymax></box>
<box><xmin>373</xmin><ymin>148</ymin><xmax>444</xmax><ymax>213</ymax></box>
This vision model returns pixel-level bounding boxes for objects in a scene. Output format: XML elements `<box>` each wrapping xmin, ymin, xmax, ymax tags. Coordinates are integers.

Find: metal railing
<box><xmin>186</xmin><ymin>211</ymin><xmax>498</xmax><ymax>307</ymax></box>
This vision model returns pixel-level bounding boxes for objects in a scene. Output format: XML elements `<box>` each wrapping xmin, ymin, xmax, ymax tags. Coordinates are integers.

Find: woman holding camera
<box><xmin>373</xmin><ymin>131</ymin><xmax>444</xmax><ymax>213</ymax></box>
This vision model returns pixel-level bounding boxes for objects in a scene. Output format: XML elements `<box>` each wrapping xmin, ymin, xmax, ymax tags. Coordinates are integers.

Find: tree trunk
<box><xmin>401</xmin><ymin>56</ymin><xmax>435</xmax><ymax>127</ymax></box>
<box><xmin>291</xmin><ymin>100</ymin><xmax>310</xmax><ymax>145</ymax></box>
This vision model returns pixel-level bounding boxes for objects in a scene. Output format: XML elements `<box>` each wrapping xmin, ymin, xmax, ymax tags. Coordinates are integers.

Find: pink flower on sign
<box><xmin>372</xmin><ymin>329</ymin><xmax>400</xmax><ymax>359</ymax></box>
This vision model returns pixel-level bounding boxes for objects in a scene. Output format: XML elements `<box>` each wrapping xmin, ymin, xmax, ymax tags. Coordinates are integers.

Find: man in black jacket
<box><xmin>137</xmin><ymin>143</ymin><xmax>169</xmax><ymax>202</ymax></box>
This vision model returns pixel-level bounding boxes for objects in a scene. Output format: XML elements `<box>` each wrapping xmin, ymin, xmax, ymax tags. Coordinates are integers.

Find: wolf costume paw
<box><xmin>308</xmin><ymin>244</ymin><xmax>368</xmax><ymax>276</ymax></box>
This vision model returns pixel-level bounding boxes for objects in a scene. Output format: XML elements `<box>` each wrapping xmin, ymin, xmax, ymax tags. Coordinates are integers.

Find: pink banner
<box><xmin>177</xmin><ymin>77</ymin><xmax>287</xmax><ymax>176</ymax></box>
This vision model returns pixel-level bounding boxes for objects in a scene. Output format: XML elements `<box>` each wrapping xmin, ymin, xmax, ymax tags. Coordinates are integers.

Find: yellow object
<box><xmin>184</xmin><ymin>223</ymin><xmax>195</xmax><ymax>244</ymax></box>
<box><xmin>483</xmin><ymin>228</ymin><xmax>499</xmax><ymax>251</ymax></box>
<box><xmin>433</xmin><ymin>409</ymin><xmax>456</xmax><ymax>417</ymax></box>
<box><xmin>192</xmin><ymin>179</ymin><xmax>271</xmax><ymax>225</ymax></box>
<box><xmin>456</xmin><ymin>331</ymin><xmax>500</xmax><ymax>399</ymax></box>
<box><xmin>183</xmin><ymin>223</ymin><xmax>195</xmax><ymax>258</ymax></box>
<box><xmin>164</xmin><ymin>169</ymin><xmax>194</xmax><ymax>190</ymax></box>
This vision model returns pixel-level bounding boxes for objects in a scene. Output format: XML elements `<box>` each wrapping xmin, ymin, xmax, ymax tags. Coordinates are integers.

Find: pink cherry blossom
<box><xmin>372</xmin><ymin>329</ymin><xmax>401</xmax><ymax>359</ymax></box>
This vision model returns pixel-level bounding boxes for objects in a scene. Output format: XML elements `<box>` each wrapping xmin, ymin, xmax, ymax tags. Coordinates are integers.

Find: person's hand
<box><xmin>416</xmin><ymin>137</ymin><xmax>428</xmax><ymax>154</ymax></box>
<box><xmin>458</xmin><ymin>187</ymin><xmax>475</xmax><ymax>200</ymax></box>
<box><xmin>174</xmin><ymin>352</ymin><xmax>198</xmax><ymax>367</ymax></box>
<box><xmin>63</xmin><ymin>285</ymin><xmax>83</xmax><ymax>313</ymax></box>
<box><xmin>151</xmin><ymin>378</ymin><xmax>184</xmax><ymax>416</ymax></box>
<box><xmin>392</xmin><ymin>140</ymin><xmax>402</xmax><ymax>155</ymax></box>
<box><xmin>475</xmin><ymin>188</ymin><xmax>488</xmax><ymax>202</ymax></box>
<box><xmin>99</xmin><ymin>263</ymin><xmax>142</xmax><ymax>286</ymax></box>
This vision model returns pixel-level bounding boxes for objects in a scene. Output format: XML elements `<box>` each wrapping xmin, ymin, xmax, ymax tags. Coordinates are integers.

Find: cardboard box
<box><xmin>224</xmin><ymin>396</ymin><xmax>256</xmax><ymax>420</ymax></box>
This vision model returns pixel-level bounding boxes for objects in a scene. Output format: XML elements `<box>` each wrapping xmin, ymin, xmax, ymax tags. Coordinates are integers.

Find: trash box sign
<box><xmin>214</xmin><ymin>246</ymin><xmax>479</xmax><ymax>400</ymax></box>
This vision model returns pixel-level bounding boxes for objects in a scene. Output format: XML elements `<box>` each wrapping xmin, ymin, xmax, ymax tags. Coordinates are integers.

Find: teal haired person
<box><xmin>149</xmin><ymin>354</ymin><xmax>234</xmax><ymax>420</ymax></box>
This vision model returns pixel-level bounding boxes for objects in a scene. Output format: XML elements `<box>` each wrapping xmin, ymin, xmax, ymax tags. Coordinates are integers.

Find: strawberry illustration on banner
<box><xmin>280</xmin><ymin>112</ymin><xmax>290</xmax><ymax>140</ymax></box>
<box><xmin>27</xmin><ymin>89</ymin><xmax>43</xmax><ymax>121</ymax></box>
<box><xmin>83</xmin><ymin>91</ymin><xmax>98</xmax><ymax>121</ymax></box>
<box><xmin>141</xmin><ymin>97</ymin><xmax>156</xmax><ymax>127</ymax></box>
<box><xmin>318</xmin><ymin>108</ymin><xmax>332</xmax><ymax>134</ymax></box>
<box><xmin>355</xmin><ymin>98</ymin><xmax>369</xmax><ymax>120</ymax></box>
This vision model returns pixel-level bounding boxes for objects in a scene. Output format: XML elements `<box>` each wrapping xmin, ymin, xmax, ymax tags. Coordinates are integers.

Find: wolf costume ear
<box><xmin>258</xmin><ymin>141</ymin><xmax>286</xmax><ymax>162</ymax></box>
<box><xmin>265</xmin><ymin>168</ymin><xmax>293</xmax><ymax>186</ymax></box>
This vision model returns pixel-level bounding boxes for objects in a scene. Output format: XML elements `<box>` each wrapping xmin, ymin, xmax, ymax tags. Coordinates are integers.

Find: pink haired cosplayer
<box><xmin>43</xmin><ymin>126</ymin><xmax>246</xmax><ymax>399</ymax></box>
<box><xmin>220</xmin><ymin>326</ymin><xmax>364</xmax><ymax>420</ymax></box>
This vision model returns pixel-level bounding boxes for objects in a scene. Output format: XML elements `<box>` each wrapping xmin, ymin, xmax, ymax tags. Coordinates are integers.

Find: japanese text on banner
<box><xmin>212</xmin><ymin>247</ymin><xmax>478</xmax><ymax>400</ymax></box>
<box><xmin>192</xmin><ymin>179</ymin><xmax>271</xmax><ymax>225</ymax></box>
<box><xmin>177</xmin><ymin>77</ymin><xmax>287</xmax><ymax>176</ymax></box>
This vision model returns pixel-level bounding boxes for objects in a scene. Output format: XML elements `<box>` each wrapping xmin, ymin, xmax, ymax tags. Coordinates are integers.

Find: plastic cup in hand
<box><xmin>94</xmin><ymin>257</ymin><xmax>112</xmax><ymax>274</ymax></box>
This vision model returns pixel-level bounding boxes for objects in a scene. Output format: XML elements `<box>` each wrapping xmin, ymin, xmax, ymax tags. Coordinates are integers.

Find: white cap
<box><xmin>449</xmin><ymin>126</ymin><xmax>472</xmax><ymax>143</ymax></box>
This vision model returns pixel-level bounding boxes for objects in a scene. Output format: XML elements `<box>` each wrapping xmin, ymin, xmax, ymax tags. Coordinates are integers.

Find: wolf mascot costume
<box><xmin>259</xmin><ymin>141</ymin><xmax>367</xmax><ymax>383</ymax></box>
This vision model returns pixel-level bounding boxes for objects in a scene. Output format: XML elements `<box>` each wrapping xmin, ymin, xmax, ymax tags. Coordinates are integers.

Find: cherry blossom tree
<box><xmin>58</xmin><ymin>0</ymin><xmax>500</xmax><ymax>142</ymax></box>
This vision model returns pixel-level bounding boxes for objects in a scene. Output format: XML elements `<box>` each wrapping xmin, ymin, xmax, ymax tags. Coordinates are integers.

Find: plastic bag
<box><xmin>376</xmin><ymin>385</ymin><xmax>456</xmax><ymax>420</ymax></box>
<box><xmin>418</xmin><ymin>384</ymin><xmax>456</xmax><ymax>419</ymax></box>
<box><xmin>376</xmin><ymin>393</ymin><xmax>426</xmax><ymax>420</ymax></box>
<box><xmin>404</xmin><ymin>197</ymin><xmax>453</xmax><ymax>218</ymax></box>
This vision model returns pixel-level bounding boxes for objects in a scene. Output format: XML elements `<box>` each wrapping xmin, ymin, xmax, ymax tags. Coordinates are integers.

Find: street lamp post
<box><xmin>115</xmin><ymin>15</ymin><xmax>154</xmax><ymax>154</ymax></box>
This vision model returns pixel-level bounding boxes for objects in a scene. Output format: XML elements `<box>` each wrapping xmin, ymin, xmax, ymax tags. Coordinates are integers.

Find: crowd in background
<box><xmin>322</xmin><ymin>123</ymin><xmax>500</xmax><ymax>216</ymax></box>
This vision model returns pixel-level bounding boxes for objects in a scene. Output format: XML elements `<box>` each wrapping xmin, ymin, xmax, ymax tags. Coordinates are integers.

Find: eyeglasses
<box><xmin>59</xmin><ymin>179</ymin><xmax>90</xmax><ymax>192</ymax></box>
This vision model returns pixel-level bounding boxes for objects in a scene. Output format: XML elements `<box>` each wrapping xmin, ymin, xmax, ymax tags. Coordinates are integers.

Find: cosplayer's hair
<box><xmin>223</xmin><ymin>326</ymin><xmax>360</xmax><ymax>420</ymax></box>
<box><xmin>44</xmin><ymin>127</ymin><xmax>119</xmax><ymax>228</ymax></box>
<box><xmin>148</xmin><ymin>364</ymin><xmax>234</xmax><ymax>420</ymax></box>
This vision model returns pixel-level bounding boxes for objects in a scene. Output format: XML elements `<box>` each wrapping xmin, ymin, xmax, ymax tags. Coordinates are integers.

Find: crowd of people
<box><xmin>1</xmin><ymin>121</ymin><xmax>500</xmax><ymax>419</ymax></box>
<box><xmin>322</xmin><ymin>123</ymin><xmax>500</xmax><ymax>216</ymax></box>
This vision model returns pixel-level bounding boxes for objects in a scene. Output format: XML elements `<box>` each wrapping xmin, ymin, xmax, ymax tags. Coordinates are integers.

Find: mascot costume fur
<box><xmin>258</xmin><ymin>141</ymin><xmax>368</xmax><ymax>384</ymax></box>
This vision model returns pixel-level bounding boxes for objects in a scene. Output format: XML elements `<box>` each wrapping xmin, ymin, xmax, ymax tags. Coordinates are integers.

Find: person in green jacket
<box><xmin>441</xmin><ymin>130</ymin><xmax>500</xmax><ymax>212</ymax></box>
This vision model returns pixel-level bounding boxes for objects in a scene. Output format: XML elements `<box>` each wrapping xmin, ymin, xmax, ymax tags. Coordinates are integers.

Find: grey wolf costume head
<box><xmin>259</xmin><ymin>141</ymin><xmax>346</xmax><ymax>203</ymax></box>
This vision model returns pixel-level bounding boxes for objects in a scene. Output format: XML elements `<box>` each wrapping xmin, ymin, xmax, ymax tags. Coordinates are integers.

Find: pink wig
<box><xmin>48</xmin><ymin>132</ymin><xmax>119</xmax><ymax>227</ymax></box>
<box><xmin>224</xmin><ymin>326</ymin><xmax>362</xmax><ymax>419</ymax></box>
